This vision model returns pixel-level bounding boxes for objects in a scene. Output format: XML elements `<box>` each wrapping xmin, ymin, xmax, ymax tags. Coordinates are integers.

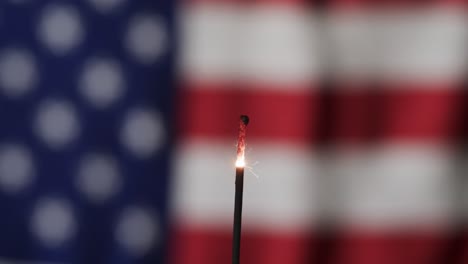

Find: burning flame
<box><xmin>236</xmin><ymin>156</ymin><xmax>245</xmax><ymax>168</ymax></box>
<box><xmin>235</xmin><ymin>115</ymin><xmax>249</xmax><ymax>168</ymax></box>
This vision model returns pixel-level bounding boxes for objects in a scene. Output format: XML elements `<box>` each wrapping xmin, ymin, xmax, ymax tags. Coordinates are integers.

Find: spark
<box><xmin>246</xmin><ymin>164</ymin><xmax>260</xmax><ymax>179</ymax></box>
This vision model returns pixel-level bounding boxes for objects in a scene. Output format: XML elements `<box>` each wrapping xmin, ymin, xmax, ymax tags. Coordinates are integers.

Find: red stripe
<box><xmin>176</xmin><ymin>82</ymin><xmax>318</xmax><ymax>144</ymax></box>
<box><xmin>331</xmin><ymin>228</ymin><xmax>464</xmax><ymax>264</ymax></box>
<box><xmin>169</xmin><ymin>225</ymin><xmax>314</xmax><ymax>264</ymax></box>
<box><xmin>177</xmin><ymin>81</ymin><xmax>465</xmax><ymax>145</ymax></box>
<box><xmin>169</xmin><ymin>225</ymin><xmax>468</xmax><ymax>264</ymax></box>
<box><xmin>327</xmin><ymin>83</ymin><xmax>464</xmax><ymax>145</ymax></box>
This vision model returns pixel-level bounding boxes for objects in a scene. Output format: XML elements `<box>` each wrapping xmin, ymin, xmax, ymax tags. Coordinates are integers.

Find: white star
<box><xmin>79</xmin><ymin>57</ymin><xmax>125</xmax><ymax>109</ymax></box>
<box><xmin>76</xmin><ymin>153</ymin><xmax>122</xmax><ymax>203</ymax></box>
<box><xmin>0</xmin><ymin>49</ymin><xmax>38</xmax><ymax>98</ymax></box>
<box><xmin>38</xmin><ymin>5</ymin><xmax>85</xmax><ymax>55</ymax></box>
<box><xmin>34</xmin><ymin>99</ymin><xmax>80</xmax><ymax>150</ymax></box>
<box><xmin>31</xmin><ymin>198</ymin><xmax>76</xmax><ymax>248</ymax></box>
<box><xmin>0</xmin><ymin>144</ymin><xmax>35</xmax><ymax>194</ymax></box>
<box><xmin>120</xmin><ymin>108</ymin><xmax>165</xmax><ymax>158</ymax></box>
<box><xmin>125</xmin><ymin>14</ymin><xmax>166</xmax><ymax>64</ymax></box>
<box><xmin>115</xmin><ymin>207</ymin><xmax>159</xmax><ymax>256</ymax></box>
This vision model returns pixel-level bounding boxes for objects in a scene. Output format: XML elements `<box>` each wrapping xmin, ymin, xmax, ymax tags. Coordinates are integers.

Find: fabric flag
<box><xmin>169</xmin><ymin>0</ymin><xmax>468</xmax><ymax>264</ymax></box>
<box><xmin>0</xmin><ymin>1</ymin><xmax>173</xmax><ymax>263</ymax></box>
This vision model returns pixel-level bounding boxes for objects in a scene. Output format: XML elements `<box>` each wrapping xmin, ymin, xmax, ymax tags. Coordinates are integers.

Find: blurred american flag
<box><xmin>0</xmin><ymin>0</ymin><xmax>173</xmax><ymax>263</ymax></box>
<box><xmin>1</xmin><ymin>0</ymin><xmax>468</xmax><ymax>264</ymax></box>
<box><xmin>170</xmin><ymin>0</ymin><xmax>468</xmax><ymax>264</ymax></box>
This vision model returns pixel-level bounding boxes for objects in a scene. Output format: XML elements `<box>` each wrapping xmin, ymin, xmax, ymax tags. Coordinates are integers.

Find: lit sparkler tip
<box><xmin>235</xmin><ymin>158</ymin><xmax>245</xmax><ymax>168</ymax></box>
<box><xmin>240</xmin><ymin>115</ymin><xmax>249</xmax><ymax>126</ymax></box>
<box><xmin>236</xmin><ymin>115</ymin><xmax>249</xmax><ymax>168</ymax></box>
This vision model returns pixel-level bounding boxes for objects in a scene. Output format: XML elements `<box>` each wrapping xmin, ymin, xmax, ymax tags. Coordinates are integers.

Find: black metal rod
<box><xmin>232</xmin><ymin>166</ymin><xmax>244</xmax><ymax>264</ymax></box>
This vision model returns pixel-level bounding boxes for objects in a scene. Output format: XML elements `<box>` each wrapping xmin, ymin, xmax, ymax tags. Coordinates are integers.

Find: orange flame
<box><xmin>236</xmin><ymin>116</ymin><xmax>248</xmax><ymax>168</ymax></box>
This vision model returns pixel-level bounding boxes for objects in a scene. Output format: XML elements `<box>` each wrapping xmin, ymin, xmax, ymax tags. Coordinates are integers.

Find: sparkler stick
<box><xmin>232</xmin><ymin>115</ymin><xmax>249</xmax><ymax>264</ymax></box>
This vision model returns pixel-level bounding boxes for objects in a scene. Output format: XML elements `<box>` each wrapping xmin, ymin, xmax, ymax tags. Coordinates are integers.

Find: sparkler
<box><xmin>232</xmin><ymin>115</ymin><xmax>249</xmax><ymax>264</ymax></box>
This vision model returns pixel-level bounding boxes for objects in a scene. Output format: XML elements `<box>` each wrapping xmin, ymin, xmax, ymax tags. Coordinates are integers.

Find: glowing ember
<box><xmin>235</xmin><ymin>157</ymin><xmax>245</xmax><ymax>168</ymax></box>
<box><xmin>236</xmin><ymin>115</ymin><xmax>249</xmax><ymax>168</ymax></box>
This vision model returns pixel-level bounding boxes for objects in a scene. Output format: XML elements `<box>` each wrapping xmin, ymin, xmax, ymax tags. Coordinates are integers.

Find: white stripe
<box><xmin>180</xmin><ymin>5</ymin><xmax>242</xmax><ymax>83</ymax></box>
<box><xmin>326</xmin><ymin>9</ymin><xmax>467</xmax><ymax>82</ymax></box>
<box><xmin>181</xmin><ymin>5</ymin><xmax>320</xmax><ymax>87</ymax></box>
<box><xmin>240</xmin><ymin>7</ymin><xmax>320</xmax><ymax>84</ymax></box>
<box><xmin>171</xmin><ymin>141</ymin><xmax>319</xmax><ymax>230</ymax></box>
<box><xmin>181</xmin><ymin>6</ymin><xmax>467</xmax><ymax>86</ymax></box>
<box><xmin>172</xmin><ymin>142</ymin><xmax>460</xmax><ymax>229</ymax></box>
<box><xmin>322</xmin><ymin>145</ymin><xmax>458</xmax><ymax>227</ymax></box>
